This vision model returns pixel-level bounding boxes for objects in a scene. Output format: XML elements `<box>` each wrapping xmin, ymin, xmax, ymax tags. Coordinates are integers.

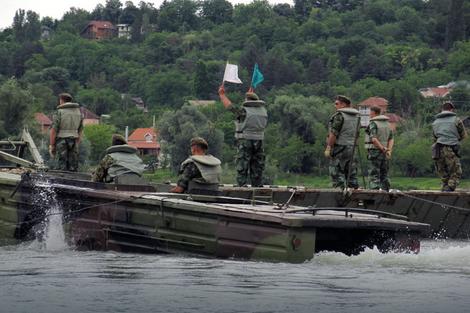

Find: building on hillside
<box><xmin>127</xmin><ymin>128</ymin><xmax>160</xmax><ymax>157</ymax></box>
<box><xmin>358</xmin><ymin>96</ymin><xmax>402</xmax><ymax>130</ymax></box>
<box><xmin>41</xmin><ymin>26</ymin><xmax>52</xmax><ymax>40</ymax></box>
<box><xmin>117</xmin><ymin>24</ymin><xmax>131</xmax><ymax>39</ymax></box>
<box><xmin>384</xmin><ymin>113</ymin><xmax>402</xmax><ymax>131</ymax></box>
<box><xmin>419</xmin><ymin>87</ymin><xmax>452</xmax><ymax>98</ymax></box>
<box><xmin>80</xmin><ymin>107</ymin><xmax>100</xmax><ymax>125</ymax></box>
<box><xmin>132</xmin><ymin>97</ymin><xmax>148</xmax><ymax>112</ymax></box>
<box><xmin>80</xmin><ymin>21</ymin><xmax>117</xmax><ymax>40</ymax></box>
<box><xmin>34</xmin><ymin>113</ymin><xmax>52</xmax><ymax>134</ymax></box>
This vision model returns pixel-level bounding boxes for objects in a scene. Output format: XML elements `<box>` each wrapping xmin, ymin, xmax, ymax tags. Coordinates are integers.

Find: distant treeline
<box><xmin>0</xmin><ymin>0</ymin><xmax>469</xmax><ymax>179</ymax></box>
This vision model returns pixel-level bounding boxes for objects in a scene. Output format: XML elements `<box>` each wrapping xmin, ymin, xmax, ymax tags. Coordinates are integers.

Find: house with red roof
<box><xmin>81</xmin><ymin>21</ymin><xmax>117</xmax><ymax>40</ymax></box>
<box><xmin>127</xmin><ymin>128</ymin><xmax>160</xmax><ymax>157</ymax></box>
<box><xmin>34</xmin><ymin>113</ymin><xmax>52</xmax><ymax>134</ymax></box>
<box><xmin>419</xmin><ymin>87</ymin><xmax>452</xmax><ymax>98</ymax></box>
<box><xmin>80</xmin><ymin>107</ymin><xmax>100</xmax><ymax>125</ymax></box>
<box><xmin>358</xmin><ymin>96</ymin><xmax>402</xmax><ymax>131</ymax></box>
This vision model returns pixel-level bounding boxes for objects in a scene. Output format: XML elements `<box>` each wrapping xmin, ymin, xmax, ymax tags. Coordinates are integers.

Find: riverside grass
<box><xmin>145</xmin><ymin>168</ymin><xmax>470</xmax><ymax>191</ymax></box>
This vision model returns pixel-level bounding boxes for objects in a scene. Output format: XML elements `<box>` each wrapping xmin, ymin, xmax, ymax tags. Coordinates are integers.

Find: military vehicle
<box><xmin>0</xmin><ymin>130</ymin><xmax>428</xmax><ymax>263</ymax></box>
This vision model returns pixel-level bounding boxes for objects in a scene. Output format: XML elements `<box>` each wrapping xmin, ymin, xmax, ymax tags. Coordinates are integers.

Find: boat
<box><xmin>150</xmin><ymin>183</ymin><xmax>470</xmax><ymax>239</ymax></box>
<box><xmin>0</xmin><ymin>170</ymin><xmax>428</xmax><ymax>263</ymax></box>
<box><xmin>0</xmin><ymin>131</ymin><xmax>429</xmax><ymax>262</ymax></box>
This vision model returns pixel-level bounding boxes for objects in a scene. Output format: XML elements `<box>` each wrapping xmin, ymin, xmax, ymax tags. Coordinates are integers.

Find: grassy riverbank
<box><xmin>145</xmin><ymin>168</ymin><xmax>470</xmax><ymax>191</ymax></box>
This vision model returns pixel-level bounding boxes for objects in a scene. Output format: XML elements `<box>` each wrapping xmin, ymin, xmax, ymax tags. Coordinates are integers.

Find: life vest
<box><xmin>432</xmin><ymin>111</ymin><xmax>460</xmax><ymax>146</ymax></box>
<box><xmin>335</xmin><ymin>108</ymin><xmax>360</xmax><ymax>146</ymax></box>
<box><xmin>181</xmin><ymin>154</ymin><xmax>222</xmax><ymax>192</ymax></box>
<box><xmin>234</xmin><ymin>100</ymin><xmax>268</xmax><ymax>140</ymax></box>
<box><xmin>365</xmin><ymin>115</ymin><xmax>391</xmax><ymax>150</ymax></box>
<box><xmin>56</xmin><ymin>103</ymin><xmax>82</xmax><ymax>138</ymax></box>
<box><xmin>105</xmin><ymin>145</ymin><xmax>146</xmax><ymax>182</ymax></box>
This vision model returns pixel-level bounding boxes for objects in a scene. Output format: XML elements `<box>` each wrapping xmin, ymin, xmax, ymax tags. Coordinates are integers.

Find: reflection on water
<box><xmin>1</xmin><ymin>240</ymin><xmax>470</xmax><ymax>313</ymax></box>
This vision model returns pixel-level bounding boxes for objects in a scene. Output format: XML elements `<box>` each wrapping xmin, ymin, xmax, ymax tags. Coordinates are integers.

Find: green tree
<box><xmin>76</xmin><ymin>87</ymin><xmax>121</xmax><ymax>116</ymax></box>
<box><xmin>193</xmin><ymin>61</ymin><xmax>211</xmax><ymax>98</ymax></box>
<box><xmin>201</xmin><ymin>0</ymin><xmax>233</xmax><ymax>25</ymax></box>
<box><xmin>82</xmin><ymin>124</ymin><xmax>116</xmax><ymax>163</ymax></box>
<box><xmin>0</xmin><ymin>79</ymin><xmax>31</xmax><ymax>137</ymax></box>
<box><xmin>158</xmin><ymin>105</ymin><xmax>224</xmax><ymax>172</ymax></box>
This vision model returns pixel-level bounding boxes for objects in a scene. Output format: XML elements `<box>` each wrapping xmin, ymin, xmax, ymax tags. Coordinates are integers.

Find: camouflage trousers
<box><xmin>367</xmin><ymin>149</ymin><xmax>390</xmax><ymax>191</ymax></box>
<box><xmin>236</xmin><ymin>139</ymin><xmax>265</xmax><ymax>187</ymax></box>
<box><xmin>434</xmin><ymin>145</ymin><xmax>462</xmax><ymax>191</ymax></box>
<box><xmin>55</xmin><ymin>138</ymin><xmax>79</xmax><ymax>172</ymax></box>
<box><xmin>329</xmin><ymin>145</ymin><xmax>359</xmax><ymax>189</ymax></box>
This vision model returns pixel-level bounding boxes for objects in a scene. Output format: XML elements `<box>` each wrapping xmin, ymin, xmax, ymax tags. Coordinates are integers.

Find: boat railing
<box><xmin>283</xmin><ymin>207</ymin><xmax>409</xmax><ymax>221</ymax></box>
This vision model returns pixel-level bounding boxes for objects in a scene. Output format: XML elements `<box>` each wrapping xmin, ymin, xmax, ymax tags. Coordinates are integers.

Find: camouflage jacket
<box><xmin>91</xmin><ymin>155</ymin><xmax>114</xmax><ymax>182</ymax></box>
<box><xmin>177</xmin><ymin>162</ymin><xmax>203</xmax><ymax>192</ymax></box>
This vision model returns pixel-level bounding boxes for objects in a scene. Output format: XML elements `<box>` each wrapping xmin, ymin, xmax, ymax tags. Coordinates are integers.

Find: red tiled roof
<box><xmin>358</xmin><ymin>97</ymin><xmax>389</xmax><ymax>108</ymax></box>
<box><xmin>128</xmin><ymin>128</ymin><xmax>160</xmax><ymax>149</ymax></box>
<box><xmin>80</xmin><ymin>107</ymin><xmax>99</xmax><ymax>120</ymax></box>
<box><xmin>34</xmin><ymin>112</ymin><xmax>52</xmax><ymax>125</ymax></box>
<box><xmin>420</xmin><ymin>87</ymin><xmax>451</xmax><ymax>98</ymax></box>
<box><xmin>385</xmin><ymin>113</ymin><xmax>402</xmax><ymax>123</ymax></box>
<box><xmin>87</xmin><ymin>21</ymin><xmax>115</xmax><ymax>29</ymax></box>
<box><xmin>129</xmin><ymin>142</ymin><xmax>160</xmax><ymax>149</ymax></box>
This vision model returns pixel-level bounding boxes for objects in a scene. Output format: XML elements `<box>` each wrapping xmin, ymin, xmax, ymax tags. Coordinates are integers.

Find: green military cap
<box><xmin>59</xmin><ymin>92</ymin><xmax>73</xmax><ymax>102</ymax></box>
<box><xmin>190</xmin><ymin>136</ymin><xmax>208</xmax><ymax>150</ymax></box>
<box><xmin>245</xmin><ymin>92</ymin><xmax>260</xmax><ymax>101</ymax></box>
<box><xmin>335</xmin><ymin>95</ymin><xmax>351</xmax><ymax>105</ymax></box>
<box><xmin>112</xmin><ymin>134</ymin><xmax>127</xmax><ymax>145</ymax></box>
<box><xmin>443</xmin><ymin>101</ymin><xmax>455</xmax><ymax>110</ymax></box>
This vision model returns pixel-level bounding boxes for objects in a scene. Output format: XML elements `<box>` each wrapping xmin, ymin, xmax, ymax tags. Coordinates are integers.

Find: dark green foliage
<box><xmin>0</xmin><ymin>79</ymin><xmax>30</xmax><ymax>137</ymax></box>
<box><xmin>1</xmin><ymin>0</ymin><xmax>470</xmax><ymax>174</ymax></box>
<box><xmin>158</xmin><ymin>105</ymin><xmax>224</xmax><ymax>172</ymax></box>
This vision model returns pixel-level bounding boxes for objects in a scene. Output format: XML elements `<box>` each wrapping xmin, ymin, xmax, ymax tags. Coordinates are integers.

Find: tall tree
<box><xmin>0</xmin><ymin>79</ymin><xmax>30</xmax><ymax>137</ymax></box>
<box><xmin>446</xmin><ymin>0</ymin><xmax>466</xmax><ymax>50</ymax></box>
<box><xmin>193</xmin><ymin>61</ymin><xmax>211</xmax><ymax>99</ymax></box>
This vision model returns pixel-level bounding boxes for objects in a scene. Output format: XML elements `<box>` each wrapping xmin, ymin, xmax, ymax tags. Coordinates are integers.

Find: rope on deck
<box><xmin>395</xmin><ymin>190</ymin><xmax>470</xmax><ymax>213</ymax></box>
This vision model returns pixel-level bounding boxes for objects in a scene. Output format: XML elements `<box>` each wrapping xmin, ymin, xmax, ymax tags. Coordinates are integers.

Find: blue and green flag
<box><xmin>251</xmin><ymin>63</ymin><xmax>264</xmax><ymax>88</ymax></box>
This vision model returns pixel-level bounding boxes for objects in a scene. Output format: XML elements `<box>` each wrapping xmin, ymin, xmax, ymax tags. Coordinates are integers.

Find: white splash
<box><xmin>31</xmin><ymin>175</ymin><xmax>68</xmax><ymax>251</ymax></box>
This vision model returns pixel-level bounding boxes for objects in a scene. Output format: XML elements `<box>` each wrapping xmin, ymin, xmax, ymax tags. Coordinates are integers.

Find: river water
<box><xmin>1</xmin><ymin>238</ymin><xmax>470</xmax><ymax>313</ymax></box>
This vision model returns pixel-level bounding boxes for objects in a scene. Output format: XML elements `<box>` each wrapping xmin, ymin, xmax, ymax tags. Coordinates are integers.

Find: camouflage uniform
<box><xmin>365</xmin><ymin>116</ymin><xmax>393</xmax><ymax>191</ymax></box>
<box><xmin>177</xmin><ymin>155</ymin><xmax>221</xmax><ymax>193</ymax></box>
<box><xmin>91</xmin><ymin>155</ymin><xmax>114</xmax><ymax>182</ymax></box>
<box><xmin>177</xmin><ymin>162</ymin><xmax>203</xmax><ymax>192</ymax></box>
<box><xmin>52</xmin><ymin>102</ymin><xmax>83</xmax><ymax>171</ymax></box>
<box><xmin>432</xmin><ymin>111</ymin><xmax>466</xmax><ymax>191</ymax></box>
<box><xmin>228</xmin><ymin>98</ymin><xmax>267</xmax><ymax>187</ymax></box>
<box><xmin>328</xmin><ymin>109</ymin><xmax>360</xmax><ymax>189</ymax></box>
<box><xmin>92</xmin><ymin>145</ymin><xmax>145</xmax><ymax>184</ymax></box>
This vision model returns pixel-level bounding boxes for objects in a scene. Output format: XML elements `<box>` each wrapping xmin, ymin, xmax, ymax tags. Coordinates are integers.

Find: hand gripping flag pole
<box><xmin>222</xmin><ymin>62</ymin><xmax>243</xmax><ymax>85</ymax></box>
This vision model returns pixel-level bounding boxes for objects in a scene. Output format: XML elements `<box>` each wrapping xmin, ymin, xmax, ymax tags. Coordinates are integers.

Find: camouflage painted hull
<box><xmin>0</xmin><ymin>171</ymin><xmax>428</xmax><ymax>263</ymax></box>
<box><xmin>206</xmin><ymin>185</ymin><xmax>470</xmax><ymax>239</ymax></box>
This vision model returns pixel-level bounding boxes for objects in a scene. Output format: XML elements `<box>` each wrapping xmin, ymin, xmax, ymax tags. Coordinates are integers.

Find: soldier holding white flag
<box><xmin>218</xmin><ymin>63</ymin><xmax>267</xmax><ymax>187</ymax></box>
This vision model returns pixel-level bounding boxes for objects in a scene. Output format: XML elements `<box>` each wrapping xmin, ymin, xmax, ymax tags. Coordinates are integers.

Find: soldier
<box><xmin>364</xmin><ymin>106</ymin><xmax>394</xmax><ymax>191</ymax></box>
<box><xmin>92</xmin><ymin>134</ymin><xmax>146</xmax><ymax>184</ymax></box>
<box><xmin>49</xmin><ymin>93</ymin><xmax>83</xmax><ymax>172</ymax></box>
<box><xmin>218</xmin><ymin>86</ymin><xmax>267</xmax><ymax>187</ymax></box>
<box><xmin>324</xmin><ymin>95</ymin><xmax>360</xmax><ymax>189</ymax></box>
<box><xmin>170</xmin><ymin>137</ymin><xmax>222</xmax><ymax>194</ymax></box>
<box><xmin>432</xmin><ymin>101</ymin><xmax>467</xmax><ymax>191</ymax></box>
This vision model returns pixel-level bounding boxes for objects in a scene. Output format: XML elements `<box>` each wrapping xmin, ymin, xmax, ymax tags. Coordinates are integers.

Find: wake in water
<box><xmin>28</xmin><ymin>174</ymin><xmax>69</xmax><ymax>252</ymax></box>
<box><xmin>313</xmin><ymin>239</ymin><xmax>470</xmax><ymax>270</ymax></box>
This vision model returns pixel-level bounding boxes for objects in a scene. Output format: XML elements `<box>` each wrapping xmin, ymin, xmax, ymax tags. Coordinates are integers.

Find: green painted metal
<box><xmin>0</xmin><ymin>172</ymin><xmax>428</xmax><ymax>263</ymax></box>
